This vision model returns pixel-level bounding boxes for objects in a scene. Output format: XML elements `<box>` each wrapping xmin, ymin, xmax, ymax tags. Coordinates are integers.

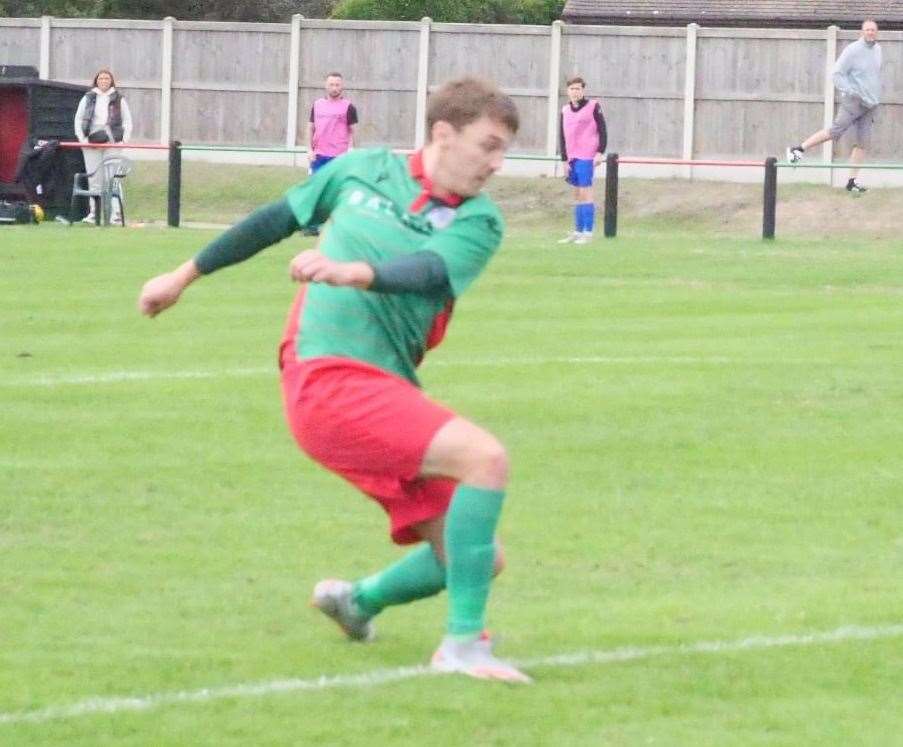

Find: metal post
<box><xmin>167</xmin><ymin>140</ymin><xmax>182</xmax><ymax>228</ymax></box>
<box><xmin>762</xmin><ymin>156</ymin><xmax>777</xmax><ymax>240</ymax></box>
<box><xmin>604</xmin><ymin>152</ymin><xmax>619</xmax><ymax>238</ymax></box>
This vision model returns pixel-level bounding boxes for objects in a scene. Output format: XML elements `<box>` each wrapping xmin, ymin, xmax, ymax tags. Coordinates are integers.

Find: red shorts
<box><xmin>280</xmin><ymin>354</ymin><xmax>457</xmax><ymax>545</ymax></box>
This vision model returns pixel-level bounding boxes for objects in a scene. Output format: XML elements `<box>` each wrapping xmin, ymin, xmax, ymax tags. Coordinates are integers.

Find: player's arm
<box><xmin>594</xmin><ymin>103</ymin><xmax>608</xmax><ymax>165</ymax></box>
<box><xmin>289</xmin><ymin>249</ymin><xmax>450</xmax><ymax>297</ymax></box>
<box><xmin>347</xmin><ymin>103</ymin><xmax>358</xmax><ymax>149</ymax></box>
<box><xmin>832</xmin><ymin>45</ymin><xmax>855</xmax><ymax>94</ymax></box>
<box><xmin>417</xmin><ymin>212</ymin><xmax>503</xmax><ymax>298</ymax></box>
<box><xmin>74</xmin><ymin>96</ymin><xmax>88</xmax><ymax>143</ymax></box>
<box><xmin>139</xmin><ymin>198</ymin><xmax>300</xmax><ymax>317</ymax></box>
<box><xmin>595</xmin><ymin>104</ymin><xmax>608</xmax><ymax>153</ymax></box>
<box><xmin>558</xmin><ymin>112</ymin><xmax>568</xmax><ymax>161</ymax></box>
<box><xmin>306</xmin><ymin>105</ymin><xmax>315</xmax><ymax>160</ymax></box>
<box><xmin>120</xmin><ymin>97</ymin><xmax>133</xmax><ymax>142</ymax></box>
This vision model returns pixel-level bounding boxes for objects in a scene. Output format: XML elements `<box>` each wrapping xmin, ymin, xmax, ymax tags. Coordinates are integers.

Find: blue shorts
<box><xmin>310</xmin><ymin>154</ymin><xmax>335</xmax><ymax>173</ymax></box>
<box><xmin>566</xmin><ymin>158</ymin><xmax>595</xmax><ymax>188</ymax></box>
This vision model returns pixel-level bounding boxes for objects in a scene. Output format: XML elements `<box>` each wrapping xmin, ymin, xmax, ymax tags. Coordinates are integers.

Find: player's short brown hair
<box><xmin>426</xmin><ymin>77</ymin><xmax>519</xmax><ymax>139</ymax></box>
<box><xmin>566</xmin><ymin>76</ymin><xmax>586</xmax><ymax>88</ymax></box>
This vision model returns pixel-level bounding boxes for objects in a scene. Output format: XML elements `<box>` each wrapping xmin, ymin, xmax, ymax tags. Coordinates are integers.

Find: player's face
<box><xmin>567</xmin><ymin>82</ymin><xmax>585</xmax><ymax>104</ymax></box>
<box><xmin>326</xmin><ymin>76</ymin><xmax>344</xmax><ymax>98</ymax></box>
<box><xmin>96</xmin><ymin>72</ymin><xmax>113</xmax><ymax>91</ymax></box>
<box><xmin>434</xmin><ymin>115</ymin><xmax>513</xmax><ymax>197</ymax></box>
<box><xmin>862</xmin><ymin>21</ymin><xmax>878</xmax><ymax>42</ymax></box>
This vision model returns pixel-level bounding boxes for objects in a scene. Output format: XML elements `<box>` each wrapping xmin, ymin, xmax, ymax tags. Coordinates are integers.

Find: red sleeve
<box><xmin>426</xmin><ymin>300</ymin><xmax>454</xmax><ymax>351</ymax></box>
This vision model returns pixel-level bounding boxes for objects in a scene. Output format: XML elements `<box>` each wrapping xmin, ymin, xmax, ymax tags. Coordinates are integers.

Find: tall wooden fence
<box><xmin>1</xmin><ymin>16</ymin><xmax>900</xmax><ymax>162</ymax></box>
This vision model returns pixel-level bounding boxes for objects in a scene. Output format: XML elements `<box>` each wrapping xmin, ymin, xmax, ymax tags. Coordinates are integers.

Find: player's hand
<box><xmin>289</xmin><ymin>250</ymin><xmax>373</xmax><ymax>288</ymax></box>
<box><xmin>593</xmin><ymin>153</ymin><xmax>604</xmax><ymax>167</ymax></box>
<box><xmin>138</xmin><ymin>260</ymin><xmax>200</xmax><ymax>317</ymax></box>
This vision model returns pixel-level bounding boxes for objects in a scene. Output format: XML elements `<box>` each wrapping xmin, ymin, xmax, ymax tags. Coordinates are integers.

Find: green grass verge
<box><xmin>123</xmin><ymin>160</ymin><xmax>903</xmax><ymax>241</ymax></box>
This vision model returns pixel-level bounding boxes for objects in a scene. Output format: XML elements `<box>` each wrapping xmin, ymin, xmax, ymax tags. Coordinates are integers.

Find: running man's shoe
<box><xmin>430</xmin><ymin>635</ymin><xmax>532</xmax><ymax>684</ymax></box>
<box><xmin>310</xmin><ymin>579</ymin><xmax>375</xmax><ymax>642</ymax></box>
<box><xmin>846</xmin><ymin>180</ymin><xmax>868</xmax><ymax>196</ymax></box>
<box><xmin>557</xmin><ymin>231</ymin><xmax>581</xmax><ymax>244</ymax></box>
<box><xmin>786</xmin><ymin>146</ymin><xmax>804</xmax><ymax>165</ymax></box>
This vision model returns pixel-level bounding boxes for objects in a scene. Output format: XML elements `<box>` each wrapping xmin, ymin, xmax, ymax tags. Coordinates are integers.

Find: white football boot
<box><xmin>310</xmin><ymin>579</ymin><xmax>375</xmax><ymax>642</ymax></box>
<box><xmin>431</xmin><ymin>634</ymin><xmax>532</xmax><ymax>684</ymax></box>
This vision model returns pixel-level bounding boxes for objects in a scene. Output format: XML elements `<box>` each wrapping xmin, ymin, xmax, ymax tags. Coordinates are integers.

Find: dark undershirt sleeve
<box><xmin>194</xmin><ymin>197</ymin><xmax>299</xmax><ymax>275</ymax></box>
<box><xmin>347</xmin><ymin>103</ymin><xmax>359</xmax><ymax>125</ymax></box>
<box><xmin>370</xmin><ymin>250</ymin><xmax>451</xmax><ymax>296</ymax></box>
<box><xmin>595</xmin><ymin>104</ymin><xmax>608</xmax><ymax>154</ymax></box>
<box><xmin>559</xmin><ymin>112</ymin><xmax>568</xmax><ymax>161</ymax></box>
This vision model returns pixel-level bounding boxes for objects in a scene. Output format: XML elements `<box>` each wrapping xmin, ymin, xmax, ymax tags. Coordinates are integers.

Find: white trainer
<box><xmin>786</xmin><ymin>146</ymin><xmax>804</xmax><ymax>165</ymax></box>
<box><xmin>557</xmin><ymin>231</ymin><xmax>581</xmax><ymax>244</ymax></box>
<box><xmin>573</xmin><ymin>232</ymin><xmax>592</xmax><ymax>245</ymax></box>
<box><xmin>430</xmin><ymin>635</ymin><xmax>532</xmax><ymax>684</ymax></box>
<box><xmin>310</xmin><ymin>579</ymin><xmax>375</xmax><ymax>642</ymax></box>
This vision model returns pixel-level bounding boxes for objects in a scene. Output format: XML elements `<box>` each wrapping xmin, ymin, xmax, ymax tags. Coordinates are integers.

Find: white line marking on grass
<box><xmin>13</xmin><ymin>367</ymin><xmax>274</xmax><ymax>387</ymax></box>
<box><xmin>1</xmin><ymin>624</ymin><xmax>899</xmax><ymax>726</ymax></box>
<box><xmin>5</xmin><ymin>356</ymin><xmax>750</xmax><ymax>388</ymax></box>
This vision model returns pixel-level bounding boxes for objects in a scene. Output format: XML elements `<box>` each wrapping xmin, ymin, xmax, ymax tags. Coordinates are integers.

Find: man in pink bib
<box><xmin>557</xmin><ymin>76</ymin><xmax>607</xmax><ymax>245</ymax></box>
<box><xmin>307</xmin><ymin>72</ymin><xmax>358</xmax><ymax>174</ymax></box>
<box><xmin>304</xmin><ymin>72</ymin><xmax>359</xmax><ymax>235</ymax></box>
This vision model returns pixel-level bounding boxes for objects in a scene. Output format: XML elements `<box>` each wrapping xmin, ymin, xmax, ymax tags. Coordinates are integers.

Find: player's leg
<box><xmin>558</xmin><ymin>162</ymin><xmax>581</xmax><ymax>243</ymax></box>
<box><xmin>793</xmin><ymin>94</ymin><xmax>858</xmax><ymax>164</ymax></box>
<box><xmin>311</xmin><ymin>534</ymin><xmax>447</xmax><ymax>642</ymax></box>
<box><xmin>800</xmin><ymin>129</ymin><xmax>832</xmax><ymax>152</ymax></box>
<box><xmin>848</xmin><ymin>145</ymin><xmax>866</xmax><ymax>184</ymax></box>
<box><xmin>420</xmin><ymin>417</ymin><xmax>531</xmax><ymax>683</ymax></box>
<box><xmin>787</xmin><ymin>121</ymin><xmax>836</xmax><ymax>164</ymax></box>
<box><xmin>574</xmin><ymin>171</ymin><xmax>595</xmax><ymax>244</ymax></box>
<box><xmin>348</xmin><ymin>518</ymin><xmax>505</xmax><ymax>621</ymax></box>
<box><xmin>846</xmin><ymin>108</ymin><xmax>874</xmax><ymax>193</ymax></box>
<box><xmin>108</xmin><ymin>147</ymin><xmax>124</xmax><ymax>225</ymax></box>
<box><xmin>286</xmin><ymin>365</ymin><xmax>450</xmax><ymax>639</ymax></box>
<box><xmin>350</xmin><ymin>541</ymin><xmax>446</xmax><ymax>619</ymax></box>
<box><xmin>81</xmin><ymin>147</ymin><xmax>103</xmax><ymax>223</ymax></box>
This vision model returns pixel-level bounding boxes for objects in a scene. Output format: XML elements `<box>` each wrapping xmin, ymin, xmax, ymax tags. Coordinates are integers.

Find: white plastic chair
<box><xmin>70</xmin><ymin>156</ymin><xmax>133</xmax><ymax>226</ymax></box>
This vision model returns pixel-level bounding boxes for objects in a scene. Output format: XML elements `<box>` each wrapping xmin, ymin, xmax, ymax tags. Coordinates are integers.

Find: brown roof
<box><xmin>562</xmin><ymin>1</ymin><xmax>903</xmax><ymax>28</ymax></box>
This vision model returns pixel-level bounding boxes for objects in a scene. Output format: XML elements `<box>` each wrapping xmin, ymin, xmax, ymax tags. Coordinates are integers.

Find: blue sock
<box><xmin>583</xmin><ymin>203</ymin><xmax>595</xmax><ymax>233</ymax></box>
<box><xmin>573</xmin><ymin>205</ymin><xmax>582</xmax><ymax>232</ymax></box>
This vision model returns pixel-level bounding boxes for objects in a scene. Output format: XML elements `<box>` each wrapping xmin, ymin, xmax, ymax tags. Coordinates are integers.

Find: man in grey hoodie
<box><xmin>787</xmin><ymin>19</ymin><xmax>882</xmax><ymax>194</ymax></box>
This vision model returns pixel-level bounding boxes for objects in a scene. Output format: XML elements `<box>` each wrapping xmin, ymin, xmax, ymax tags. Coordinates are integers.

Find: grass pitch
<box><xmin>1</xmin><ymin>179</ymin><xmax>902</xmax><ymax>745</ymax></box>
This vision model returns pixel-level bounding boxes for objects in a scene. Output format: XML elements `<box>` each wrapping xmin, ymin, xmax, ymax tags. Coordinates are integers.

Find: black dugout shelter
<box><xmin>0</xmin><ymin>67</ymin><xmax>87</xmax><ymax>217</ymax></box>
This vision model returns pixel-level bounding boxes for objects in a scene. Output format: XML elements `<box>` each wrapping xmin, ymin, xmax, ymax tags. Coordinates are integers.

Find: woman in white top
<box><xmin>73</xmin><ymin>68</ymin><xmax>133</xmax><ymax>224</ymax></box>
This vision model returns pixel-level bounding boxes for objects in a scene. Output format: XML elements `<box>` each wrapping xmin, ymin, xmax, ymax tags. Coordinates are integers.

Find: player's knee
<box><xmin>467</xmin><ymin>435</ymin><xmax>509</xmax><ymax>487</ymax></box>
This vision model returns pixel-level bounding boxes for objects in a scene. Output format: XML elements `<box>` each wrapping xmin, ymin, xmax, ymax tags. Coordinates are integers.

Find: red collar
<box><xmin>408</xmin><ymin>150</ymin><xmax>464</xmax><ymax>212</ymax></box>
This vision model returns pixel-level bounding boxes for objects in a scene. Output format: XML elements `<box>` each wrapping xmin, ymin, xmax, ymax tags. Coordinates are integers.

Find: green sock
<box><xmin>444</xmin><ymin>484</ymin><xmax>505</xmax><ymax>637</ymax></box>
<box><xmin>351</xmin><ymin>543</ymin><xmax>446</xmax><ymax>617</ymax></box>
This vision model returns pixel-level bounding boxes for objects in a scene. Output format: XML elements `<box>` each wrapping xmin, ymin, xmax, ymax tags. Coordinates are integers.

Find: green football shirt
<box><xmin>285</xmin><ymin>148</ymin><xmax>504</xmax><ymax>385</ymax></box>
